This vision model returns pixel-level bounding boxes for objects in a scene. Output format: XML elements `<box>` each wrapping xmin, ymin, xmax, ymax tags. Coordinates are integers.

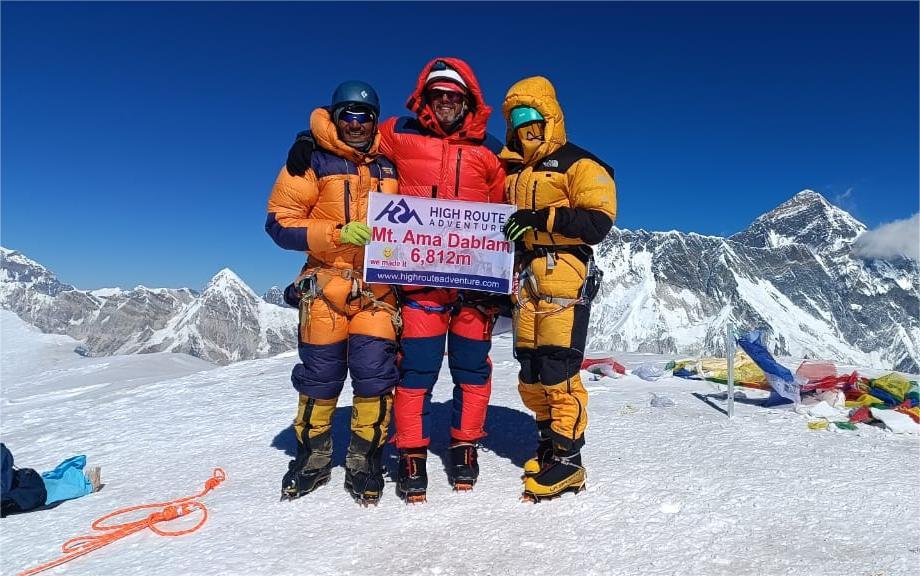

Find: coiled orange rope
<box><xmin>18</xmin><ymin>468</ymin><xmax>226</xmax><ymax>576</ymax></box>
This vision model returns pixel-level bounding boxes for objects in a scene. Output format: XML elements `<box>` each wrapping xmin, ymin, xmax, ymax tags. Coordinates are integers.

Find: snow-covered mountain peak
<box><xmin>595</xmin><ymin>191</ymin><xmax>918</xmax><ymax>373</ymax></box>
<box><xmin>1</xmin><ymin>248</ymin><xmax>49</xmax><ymax>276</ymax></box>
<box><xmin>204</xmin><ymin>268</ymin><xmax>258</xmax><ymax>299</ymax></box>
<box><xmin>791</xmin><ymin>188</ymin><xmax>825</xmax><ymax>203</ymax></box>
<box><xmin>781</xmin><ymin>190</ymin><xmax>856</xmax><ymax>222</ymax></box>
<box><xmin>0</xmin><ymin>247</ymin><xmax>73</xmax><ymax>296</ymax></box>
<box><xmin>732</xmin><ymin>189</ymin><xmax>866</xmax><ymax>252</ymax></box>
<box><xmin>0</xmin><ymin>249</ymin><xmax>297</xmax><ymax>366</ymax></box>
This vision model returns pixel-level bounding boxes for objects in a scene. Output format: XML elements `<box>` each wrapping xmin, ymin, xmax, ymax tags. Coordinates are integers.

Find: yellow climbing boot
<box><xmin>522</xmin><ymin>452</ymin><xmax>586</xmax><ymax>502</ymax></box>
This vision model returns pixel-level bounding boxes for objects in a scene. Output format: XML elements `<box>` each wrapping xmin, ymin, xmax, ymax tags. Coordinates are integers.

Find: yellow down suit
<box><xmin>501</xmin><ymin>77</ymin><xmax>617</xmax><ymax>456</ymax></box>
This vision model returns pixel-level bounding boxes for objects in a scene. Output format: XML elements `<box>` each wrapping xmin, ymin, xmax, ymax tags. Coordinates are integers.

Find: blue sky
<box><xmin>2</xmin><ymin>1</ymin><xmax>917</xmax><ymax>294</ymax></box>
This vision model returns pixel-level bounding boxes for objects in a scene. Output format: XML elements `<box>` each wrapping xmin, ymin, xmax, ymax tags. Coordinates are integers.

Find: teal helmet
<box><xmin>331</xmin><ymin>80</ymin><xmax>380</xmax><ymax>120</ymax></box>
<box><xmin>510</xmin><ymin>106</ymin><xmax>544</xmax><ymax>130</ymax></box>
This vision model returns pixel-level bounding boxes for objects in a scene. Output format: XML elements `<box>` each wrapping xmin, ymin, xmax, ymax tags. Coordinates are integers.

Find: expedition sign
<box><xmin>363</xmin><ymin>193</ymin><xmax>516</xmax><ymax>293</ymax></box>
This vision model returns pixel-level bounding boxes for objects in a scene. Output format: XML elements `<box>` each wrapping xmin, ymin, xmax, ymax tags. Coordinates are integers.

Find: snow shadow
<box><xmin>418</xmin><ymin>402</ymin><xmax>536</xmax><ymax>478</ymax></box>
<box><xmin>270</xmin><ymin>401</ymin><xmax>536</xmax><ymax>474</ymax></box>
<box><xmin>271</xmin><ymin>407</ymin><xmax>356</xmax><ymax>467</ymax></box>
<box><xmin>690</xmin><ymin>391</ymin><xmax>767</xmax><ymax>416</ymax></box>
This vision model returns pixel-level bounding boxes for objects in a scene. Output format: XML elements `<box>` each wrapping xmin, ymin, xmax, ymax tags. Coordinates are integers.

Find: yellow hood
<box><xmin>501</xmin><ymin>76</ymin><xmax>566</xmax><ymax>166</ymax></box>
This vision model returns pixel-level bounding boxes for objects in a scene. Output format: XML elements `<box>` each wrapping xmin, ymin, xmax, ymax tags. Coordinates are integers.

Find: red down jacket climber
<box><xmin>378</xmin><ymin>57</ymin><xmax>506</xmax><ymax>454</ymax></box>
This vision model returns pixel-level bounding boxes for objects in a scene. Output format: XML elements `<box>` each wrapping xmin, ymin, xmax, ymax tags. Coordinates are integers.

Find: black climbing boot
<box><xmin>281</xmin><ymin>430</ymin><xmax>332</xmax><ymax>501</ymax></box>
<box><xmin>396</xmin><ymin>450</ymin><xmax>428</xmax><ymax>504</ymax></box>
<box><xmin>447</xmin><ymin>442</ymin><xmax>479</xmax><ymax>490</ymax></box>
<box><xmin>344</xmin><ymin>434</ymin><xmax>386</xmax><ymax>506</ymax></box>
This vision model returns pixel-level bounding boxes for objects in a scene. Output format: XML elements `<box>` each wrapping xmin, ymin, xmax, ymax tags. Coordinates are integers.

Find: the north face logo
<box><xmin>381</xmin><ymin>166</ymin><xmax>394</xmax><ymax>176</ymax></box>
<box><xmin>543</xmin><ymin>159</ymin><xmax>559</xmax><ymax>168</ymax></box>
<box><xmin>375</xmin><ymin>198</ymin><xmax>423</xmax><ymax>225</ymax></box>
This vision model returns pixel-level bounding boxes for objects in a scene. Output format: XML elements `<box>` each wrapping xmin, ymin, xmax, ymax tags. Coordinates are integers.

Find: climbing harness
<box><xmin>400</xmin><ymin>288</ymin><xmax>502</xmax><ymax>339</ymax></box>
<box><xmin>514</xmin><ymin>245</ymin><xmax>603</xmax><ymax>316</ymax></box>
<box><xmin>291</xmin><ymin>265</ymin><xmax>402</xmax><ymax>336</ymax></box>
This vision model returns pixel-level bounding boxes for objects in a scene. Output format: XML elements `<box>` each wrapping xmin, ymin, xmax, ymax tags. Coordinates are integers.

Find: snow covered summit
<box><xmin>590</xmin><ymin>190</ymin><xmax>919</xmax><ymax>373</ymax></box>
<box><xmin>731</xmin><ymin>189</ymin><xmax>867</xmax><ymax>252</ymax></box>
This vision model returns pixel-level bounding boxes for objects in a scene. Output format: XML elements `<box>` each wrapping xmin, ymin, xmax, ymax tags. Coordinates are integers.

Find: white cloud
<box><xmin>833</xmin><ymin>187</ymin><xmax>853</xmax><ymax>204</ymax></box>
<box><xmin>853</xmin><ymin>213</ymin><xmax>919</xmax><ymax>261</ymax></box>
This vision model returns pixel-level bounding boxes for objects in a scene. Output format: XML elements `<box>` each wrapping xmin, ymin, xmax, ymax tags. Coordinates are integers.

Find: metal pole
<box><xmin>726</xmin><ymin>320</ymin><xmax>735</xmax><ymax>419</ymax></box>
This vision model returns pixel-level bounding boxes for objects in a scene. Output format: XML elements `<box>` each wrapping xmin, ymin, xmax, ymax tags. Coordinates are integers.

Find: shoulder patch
<box><xmin>372</xmin><ymin>155</ymin><xmax>398</xmax><ymax>180</ymax></box>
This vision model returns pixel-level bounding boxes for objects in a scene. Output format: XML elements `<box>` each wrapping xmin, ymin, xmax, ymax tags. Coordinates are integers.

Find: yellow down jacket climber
<box><xmin>501</xmin><ymin>76</ymin><xmax>617</xmax><ymax>455</ymax></box>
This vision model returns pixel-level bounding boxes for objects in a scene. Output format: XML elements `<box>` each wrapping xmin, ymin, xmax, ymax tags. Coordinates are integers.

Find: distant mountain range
<box><xmin>2</xmin><ymin>190</ymin><xmax>916</xmax><ymax>372</ymax></box>
<box><xmin>0</xmin><ymin>248</ymin><xmax>297</xmax><ymax>365</ymax></box>
<box><xmin>590</xmin><ymin>190</ymin><xmax>918</xmax><ymax>373</ymax></box>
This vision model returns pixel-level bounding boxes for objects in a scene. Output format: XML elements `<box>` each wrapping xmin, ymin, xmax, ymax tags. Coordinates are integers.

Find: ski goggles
<box><xmin>338</xmin><ymin>108</ymin><xmax>376</xmax><ymax>125</ymax></box>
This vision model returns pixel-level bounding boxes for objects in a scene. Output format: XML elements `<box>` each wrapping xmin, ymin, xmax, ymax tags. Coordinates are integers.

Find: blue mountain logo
<box><xmin>375</xmin><ymin>198</ymin><xmax>423</xmax><ymax>225</ymax></box>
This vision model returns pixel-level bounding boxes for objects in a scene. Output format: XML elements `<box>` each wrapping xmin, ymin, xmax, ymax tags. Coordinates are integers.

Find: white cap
<box><xmin>425</xmin><ymin>67</ymin><xmax>467</xmax><ymax>91</ymax></box>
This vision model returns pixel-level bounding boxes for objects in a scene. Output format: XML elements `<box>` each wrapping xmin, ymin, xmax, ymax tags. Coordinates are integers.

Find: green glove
<box><xmin>339</xmin><ymin>222</ymin><xmax>372</xmax><ymax>246</ymax></box>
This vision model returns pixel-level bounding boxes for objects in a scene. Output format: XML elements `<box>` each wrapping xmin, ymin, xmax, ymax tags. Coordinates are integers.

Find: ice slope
<box><xmin>1</xmin><ymin>312</ymin><xmax>917</xmax><ymax>576</ymax></box>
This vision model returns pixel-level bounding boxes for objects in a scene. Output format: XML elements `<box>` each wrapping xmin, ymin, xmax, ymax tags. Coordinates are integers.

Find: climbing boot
<box><xmin>396</xmin><ymin>450</ymin><xmax>428</xmax><ymax>504</ymax></box>
<box><xmin>281</xmin><ymin>429</ymin><xmax>333</xmax><ymax>502</ymax></box>
<box><xmin>344</xmin><ymin>394</ymin><xmax>392</xmax><ymax>506</ymax></box>
<box><xmin>281</xmin><ymin>461</ymin><xmax>331</xmax><ymax>501</ymax></box>
<box><xmin>522</xmin><ymin>450</ymin><xmax>586</xmax><ymax>503</ymax></box>
<box><xmin>447</xmin><ymin>442</ymin><xmax>479</xmax><ymax>491</ymax></box>
<box><xmin>344</xmin><ymin>434</ymin><xmax>385</xmax><ymax>506</ymax></box>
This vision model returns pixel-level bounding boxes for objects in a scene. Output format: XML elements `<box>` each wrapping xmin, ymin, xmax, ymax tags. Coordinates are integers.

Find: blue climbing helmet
<box><xmin>510</xmin><ymin>106</ymin><xmax>544</xmax><ymax>130</ymax></box>
<box><xmin>331</xmin><ymin>80</ymin><xmax>380</xmax><ymax>122</ymax></box>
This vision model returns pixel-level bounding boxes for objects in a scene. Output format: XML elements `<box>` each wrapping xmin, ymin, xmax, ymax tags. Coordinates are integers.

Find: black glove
<box><xmin>502</xmin><ymin>208</ymin><xmax>549</xmax><ymax>241</ymax></box>
<box><xmin>285</xmin><ymin>132</ymin><xmax>315</xmax><ymax>176</ymax></box>
<box><xmin>282</xmin><ymin>283</ymin><xmax>302</xmax><ymax>307</ymax></box>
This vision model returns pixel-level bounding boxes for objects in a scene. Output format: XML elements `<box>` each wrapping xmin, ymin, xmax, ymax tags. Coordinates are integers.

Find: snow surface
<box><xmin>0</xmin><ymin>311</ymin><xmax>215</xmax><ymax>405</ymax></box>
<box><xmin>1</xmin><ymin>312</ymin><xmax>918</xmax><ymax>576</ymax></box>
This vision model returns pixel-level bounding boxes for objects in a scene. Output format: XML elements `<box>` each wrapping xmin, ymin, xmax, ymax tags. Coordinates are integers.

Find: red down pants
<box><xmin>394</xmin><ymin>288</ymin><xmax>494</xmax><ymax>449</ymax></box>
